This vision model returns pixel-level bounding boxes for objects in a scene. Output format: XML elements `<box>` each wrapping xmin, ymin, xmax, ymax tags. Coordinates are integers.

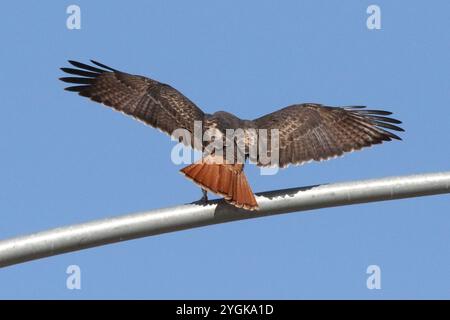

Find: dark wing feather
<box><xmin>252</xmin><ymin>104</ymin><xmax>403</xmax><ymax>168</ymax></box>
<box><xmin>60</xmin><ymin>60</ymin><xmax>205</xmax><ymax>144</ymax></box>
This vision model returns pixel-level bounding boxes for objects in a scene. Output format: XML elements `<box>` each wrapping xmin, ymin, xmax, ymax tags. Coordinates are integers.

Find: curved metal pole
<box><xmin>0</xmin><ymin>171</ymin><xmax>449</xmax><ymax>268</ymax></box>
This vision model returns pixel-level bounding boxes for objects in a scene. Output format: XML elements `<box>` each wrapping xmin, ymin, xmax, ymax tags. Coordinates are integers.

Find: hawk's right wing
<box><xmin>253</xmin><ymin>104</ymin><xmax>404</xmax><ymax>168</ymax></box>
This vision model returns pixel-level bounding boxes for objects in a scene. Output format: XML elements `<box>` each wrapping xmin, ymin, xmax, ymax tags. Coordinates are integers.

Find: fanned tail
<box><xmin>180</xmin><ymin>161</ymin><xmax>258</xmax><ymax>211</ymax></box>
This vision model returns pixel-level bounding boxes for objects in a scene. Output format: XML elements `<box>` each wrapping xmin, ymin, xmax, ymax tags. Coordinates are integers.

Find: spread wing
<box><xmin>60</xmin><ymin>60</ymin><xmax>205</xmax><ymax>143</ymax></box>
<box><xmin>253</xmin><ymin>104</ymin><xmax>404</xmax><ymax>168</ymax></box>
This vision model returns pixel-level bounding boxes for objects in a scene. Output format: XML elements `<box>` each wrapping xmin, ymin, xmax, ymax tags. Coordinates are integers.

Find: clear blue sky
<box><xmin>0</xmin><ymin>1</ymin><xmax>449</xmax><ymax>299</ymax></box>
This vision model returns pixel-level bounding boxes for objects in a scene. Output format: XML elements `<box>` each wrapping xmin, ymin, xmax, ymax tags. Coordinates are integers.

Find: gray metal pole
<box><xmin>0</xmin><ymin>171</ymin><xmax>449</xmax><ymax>268</ymax></box>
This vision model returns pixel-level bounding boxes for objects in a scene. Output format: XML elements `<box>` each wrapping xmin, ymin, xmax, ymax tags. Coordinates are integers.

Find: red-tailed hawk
<box><xmin>60</xmin><ymin>60</ymin><xmax>404</xmax><ymax>210</ymax></box>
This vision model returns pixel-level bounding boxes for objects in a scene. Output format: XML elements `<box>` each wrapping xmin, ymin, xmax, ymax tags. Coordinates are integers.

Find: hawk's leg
<box><xmin>190</xmin><ymin>188</ymin><xmax>209</xmax><ymax>206</ymax></box>
<box><xmin>200</xmin><ymin>188</ymin><xmax>208</xmax><ymax>203</ymax></box>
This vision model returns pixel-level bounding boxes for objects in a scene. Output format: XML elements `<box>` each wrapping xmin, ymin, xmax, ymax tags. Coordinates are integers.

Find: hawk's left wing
<box><xmin>60</xmin><ymin>60</ymin><xmax>205</xmax><ymax>145</ymax></box>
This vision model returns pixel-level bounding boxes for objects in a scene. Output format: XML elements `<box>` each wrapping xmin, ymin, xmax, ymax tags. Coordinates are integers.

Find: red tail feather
<box><xmin>180</xmin><ymin>161</ymin><xmax>258</xmax><ymax>211</ymax></box>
